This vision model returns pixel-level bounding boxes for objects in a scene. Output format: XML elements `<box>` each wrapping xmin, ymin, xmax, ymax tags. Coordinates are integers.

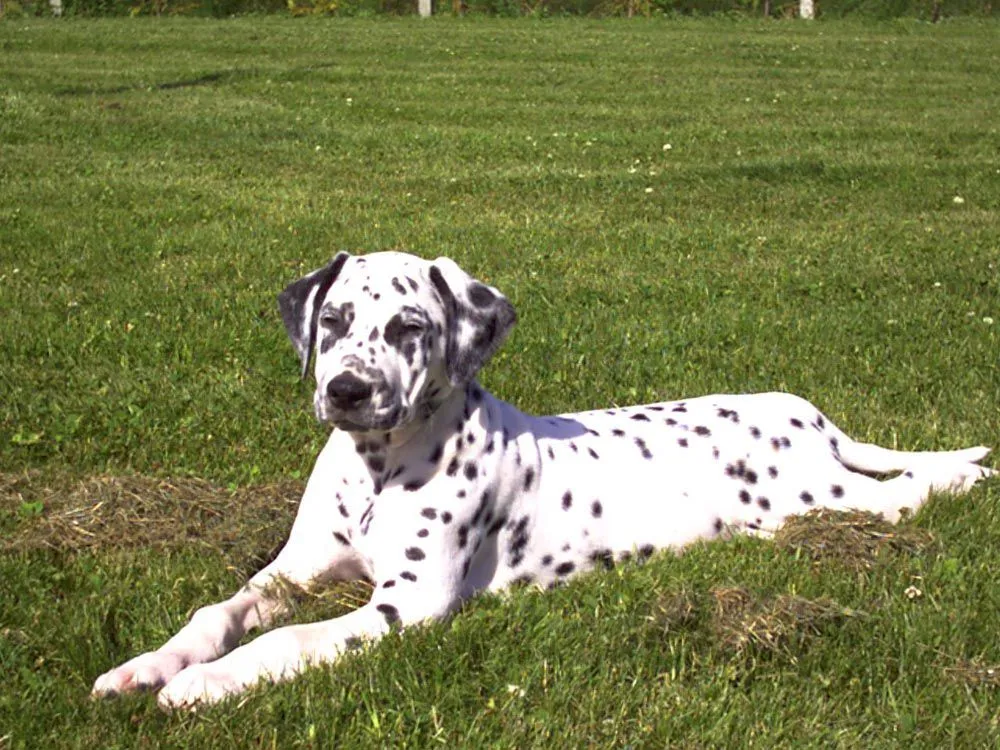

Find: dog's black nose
<box><xmin>326</xmin><ymin>373</ymin><xmax>373</xmax><ymax>409</ymax></box>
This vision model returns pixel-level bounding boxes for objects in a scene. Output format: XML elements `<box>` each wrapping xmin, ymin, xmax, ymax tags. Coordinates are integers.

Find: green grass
<box><xmin>1</xmin><ymin>15</ymin><xmax>999</xmax><ymax>748</ymax></box>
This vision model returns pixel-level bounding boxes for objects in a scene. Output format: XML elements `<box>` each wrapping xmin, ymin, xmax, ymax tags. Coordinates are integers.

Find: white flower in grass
<box><xmin>904</xmin><ymin>585</ymin><xmax>922</xmax><ymax>600</ymax></box>
<box><xmin>984</xmin><ymin>317</ymin><xmax>995</xmax><ymax>325</ymax></box>
<box><xmin>953</xmin><ymin>195</ymin><xmax>965</xmax><ymax>204</ymax></box>
<box><xmin>662</xmin><ymin>143</ymin><xmax>672</xmax><ymax>152</ymax></box>
<box><xmin>644</xmin><ymin>187</ymin><xmax>654</xmax><ymax>194</ymax></box>
<box><xmin>506</xmin><ymin>684</ymin><xmax>525</xmax><ymax>698</ymax></box>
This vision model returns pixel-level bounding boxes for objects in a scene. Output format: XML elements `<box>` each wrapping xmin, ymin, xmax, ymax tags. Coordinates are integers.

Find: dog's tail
<box><xmin>822</xmin><ymin>416</ymin><xmax>991</xmax><ymax>475</ymax></box>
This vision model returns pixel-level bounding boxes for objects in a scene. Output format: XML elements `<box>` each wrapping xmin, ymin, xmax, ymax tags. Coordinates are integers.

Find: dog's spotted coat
<box><xmin>93</xmin><ymin>251</ymin><xmax>993</xmax><ymax>708</ymax></box>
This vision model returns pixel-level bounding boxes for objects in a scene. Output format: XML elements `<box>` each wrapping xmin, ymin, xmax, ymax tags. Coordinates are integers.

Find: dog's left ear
<box><xmin>278</xmin><ymin>252</ymin><xmax>350</xmax><ymax>378</ymax></box>
<box><xmin>428</xmin><ymin>257</ymin><xmax>516</xmax><ymax>387</ymax></box>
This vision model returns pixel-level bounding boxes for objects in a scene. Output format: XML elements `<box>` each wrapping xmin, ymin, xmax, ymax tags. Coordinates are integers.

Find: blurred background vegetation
<box><xmin>2</xmin><ymin>0</ymin><xmax>995</xmax><ymax>21</ymax></box>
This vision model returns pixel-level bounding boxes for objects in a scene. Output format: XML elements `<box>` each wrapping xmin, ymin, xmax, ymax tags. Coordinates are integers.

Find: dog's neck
<box><xmin>347</xmin><ymin>383</ymin><xmax>482</xmax><ymax>495</ymax></box>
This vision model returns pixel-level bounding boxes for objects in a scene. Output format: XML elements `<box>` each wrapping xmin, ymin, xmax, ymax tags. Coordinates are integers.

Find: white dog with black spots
<box><xmin>93</xmin><ymin>251</ymin><xmax>994</xmax><ymax>708</ymax></box>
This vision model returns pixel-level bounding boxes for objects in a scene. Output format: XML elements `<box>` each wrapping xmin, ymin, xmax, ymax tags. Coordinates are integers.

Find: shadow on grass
<box><xmin>53</xmin><ymin>62</ymin><xmax>337</xmax><ymax>97</ymax></box>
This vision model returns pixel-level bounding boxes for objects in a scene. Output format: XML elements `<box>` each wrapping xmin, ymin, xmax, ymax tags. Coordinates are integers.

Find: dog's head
<box><xmin>278</xmin><ymin>251</ymin><xmax>516</xmax><ymax>433</ymax></box>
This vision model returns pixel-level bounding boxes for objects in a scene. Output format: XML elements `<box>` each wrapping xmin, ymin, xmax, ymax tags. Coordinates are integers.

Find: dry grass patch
<box><xmin>943</xmin><ymin>658</ymin><xmax>1000</xmax><ymax>690</ymax></box>
<box><xmin>774</xmin><ymin>508</ymin><xmax>936</xmax><ymax>571</ymax></box>
<box><xmin>0</xmin><ymin>471</ymin><xmax>303</xmax><ymax>571</ymax></box>
<box><xmin>651</xmin><ymin>585</ymin><xmax>864</xmax><ymax>663</ymax></box>
<box><xmin>709</xmin><ymin>586</ymin><xmax>863</xmax><ymax>660</ymax></box>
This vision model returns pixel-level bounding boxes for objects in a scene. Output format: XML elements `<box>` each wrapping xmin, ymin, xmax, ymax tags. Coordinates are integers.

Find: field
<box><xmin>1</xmin><ymin>15</ymin><xmax>999</xmax><ymax>748</ymax></box>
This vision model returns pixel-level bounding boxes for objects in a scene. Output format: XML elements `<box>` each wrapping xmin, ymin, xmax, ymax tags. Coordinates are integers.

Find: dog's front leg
<box><xmin>93</xmin><ymin>434</ymin><xmax>372</xmax><ymax>697</ymax></box>
<box><xmin>157</xmin><ymin>541</ymin><xmax>464</xmax><ymax>708</ymax></box>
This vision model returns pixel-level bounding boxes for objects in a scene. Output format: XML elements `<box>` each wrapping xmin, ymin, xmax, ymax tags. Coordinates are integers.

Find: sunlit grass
<box><xmin>0</xmin><ymin>16</ymin><xmax>998</xmax><ymax>748</ymax></box>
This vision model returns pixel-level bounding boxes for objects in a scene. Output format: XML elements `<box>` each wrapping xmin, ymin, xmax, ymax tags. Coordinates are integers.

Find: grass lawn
<box><xmin>1</xmin><ymin>15</ymin><xmax>999</xmax><ymax>748</ymax></box>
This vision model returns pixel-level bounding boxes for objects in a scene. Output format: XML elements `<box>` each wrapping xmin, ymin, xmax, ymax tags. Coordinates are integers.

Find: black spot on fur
<box><xmin>403</xmin><ymin>478</ymin><xmax>426</xmax><ymax>492</ymax></box>
<box><xmin>429</xmin><ymin>443</ymin><xmax>443</xmax><ymax>464</ymax></box>
<box><xmin>714</xmin><ymin>518</ymin><xmax>724</xmax><ymax>534</ymax></box>
<box><xmin>694</xmin><ymin>426</ymin><xmax>711</xmax><ymax>436</ymax></box>
<box><xmin>637</xmin><ymin>544</ymin><xmax>655</xmax><ymax>561</ymax></box>
<box><xmin>405</xmin><ymin>547</ymin><xmax>426</xmax><ymax>561</ymax></box>
<box><xmin>790</xmin><ymin>418</ymin><xmax>804</xmax><ymax>429</ymax></box>
<box><xmin>441</xmin><ymin>511</ymin><xmax>453</xmax><ymax>524</ymax></box>
<box><xmin>446</xmin><ymin>458</ymin><xmax>460</xmax><ymax>477</ymax></box>
<box><xmin>800</xmin><ymin>491</ymin><xmax>815</xmax><ymax>505</ymax></box>
<box><xmin>541</xmin><ymin>554</ymin><xmax>553</xmax><ymax>566</ymax></box>
<box><xmin>612</xmin><ymin>428</ymin><xmax>626</xmax><ymax>437</ymax></box>
<box><xmin>716</xmin><ymin>408</ymin><xmax>739</xmax><ymax>423</ymax></box>
<box><xmin>831</xmin><ymin>484</ymin><xmax>845</xmax><ymax>499</ymax></box>
<box><xmin>421</xmin><ymin>507</ymin><xmax>438</xmax><ymax>520</ymax></box>
<box><xmin>757</xmin><ymin>497</ymin><xmax>771</xmax><ymax>511</ymax></box>
<box><xmin>487</xmin><ymin>514</ymin><xmax>508</xmax><ymax>536</ymax></box>
<box><xmin>382</xmin><ymin>580</ymin><xmax>396</xmax><ymax>588</ymax></box>
<box><xmin>768</xmin><ymin>466</ymin><xmax>778</xmax><ymax>478</ymax></box>
<box><xmin>400</xmin><ymin>571</ymin><xmax>417</xmax><ymax>582</ymax></box>
<box><xmin>524</xmin><ymin>468</ymin><xmax>535</xmax><ymax>490</ymax></box>
<box><xmin>588</xmin><ymin>447</ymin><xmax>600</xmax><ymax>460</ymax></box>
<box><xmin>391</xmin><ymin>277</ymin><xmax>407</xmax><ymax>295</ymax></box>
<box><xmin>471</xmin><ymin>491</ymin><xmax>490</xmax><ymax>526</ymax></box>
<box><xmin>376</xmin><ymin>603</ymin><xmax>400</xmax><ymax>625</ymax></box>
<box><xmin>457</xmin><ymin>525</ymin><xmax>469</xmax><ymax>549</ymax></box>
<box><xmin>635</xmin><ymin>437</ymin><xmax>653</xmax><ymax>459</ymax></box>
<box><xmin>590</xmin><ymin>549</ymin><xmax>615</xmax><ymax>570</ymax></box>
<box><xmin>672</xmin><ymin>404</ymin><xmax>687</xmax><ymax>413</ymax></box>
<box><xmin>555</xmin><ymin>561</ymin><xmax>575</xmax><ymax>576</ymax></box>
<box><xmin>630</xmin><ymin>413</ymin><xmax>650</xmax><ymax>422</ymax></box>
<box><xmin>678</xmin><ymin>438</ymin><xmax>689</xmax><ymax>448</ymax></box>
<box><xmin>417</xmin><ymin>528</ymin><xmax>429</xmax><ymax>538</ymax></box>
<box><xmin>750</xmin><ymin>426</ymin><xmax>762</xmax><ymax>439</ymax></box>
<box><xmin>333</xmin><ymin>531</ymin><xmax>350</xmax><ymax>545</ymax></box>
<box><xmin>562</xmin><ymin>491</ymin><xmax>573</xmax><ymax>510</ymax></box>
<box><xmin>591</xmin><ymin>500</ymin><xmax>603</xmax><ymax>518</ymax></box>
<box><xmin>739</xmin><ymin>489</ymin><xmax>752</xmax><ymax>504</ymax></box>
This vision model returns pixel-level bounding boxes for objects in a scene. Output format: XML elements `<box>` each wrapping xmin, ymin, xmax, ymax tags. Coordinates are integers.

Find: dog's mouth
<box><xmin>316</xmin><ymin>400</ymin><xmax>407</xmax><ymax>433</ymax></box>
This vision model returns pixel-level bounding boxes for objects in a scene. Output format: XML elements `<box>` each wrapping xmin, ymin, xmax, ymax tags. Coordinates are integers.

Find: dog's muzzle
<box><xmin>316</xmin><ymin>372</ymin><xmax>405</xmax><ymax>432</ymax></box>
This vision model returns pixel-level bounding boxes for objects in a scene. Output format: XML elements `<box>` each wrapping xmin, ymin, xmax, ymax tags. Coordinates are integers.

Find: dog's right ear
<box><xmin>278</xmin><ymin>252</ymin><xmax>349</xmax><ymax>378</ymax></box>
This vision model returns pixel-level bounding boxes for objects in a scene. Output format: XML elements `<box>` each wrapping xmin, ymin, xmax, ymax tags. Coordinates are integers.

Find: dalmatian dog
<box><xmin>92</xmin><ymin>250</ymin><xmax>993</xmax><ymax>708</ymax></box>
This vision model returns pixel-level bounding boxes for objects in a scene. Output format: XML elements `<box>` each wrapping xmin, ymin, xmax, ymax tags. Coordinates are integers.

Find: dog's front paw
<box><xmin>158</xmin><ymin>664</ymin><xmax>243</xmax><ymax>710</ymax></box>
<box><xmin>92</xmin><ymin>651</ymin><xmax>189</xmax><ymax>697</ymax></box>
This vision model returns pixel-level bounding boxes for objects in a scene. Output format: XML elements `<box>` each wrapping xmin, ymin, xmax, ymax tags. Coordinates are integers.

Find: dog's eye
<box><xmin>319</xmin><ymin>314</ymin><xmax>339</xmax><ymax>328</ymax></box>
<box><xmin>402</xmin><ymin>320</ymin><xmax>425</xmax><ymax>334</ymax></box>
